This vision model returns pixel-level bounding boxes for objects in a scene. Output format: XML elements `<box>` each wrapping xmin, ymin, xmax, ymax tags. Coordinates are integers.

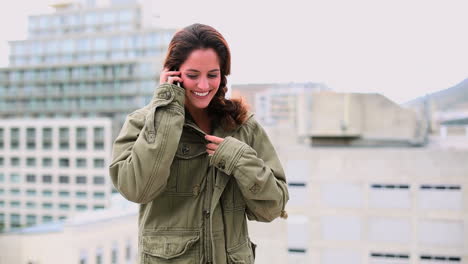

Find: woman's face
<box><xmin>179</xmin><ymin>48</ymin><xmax>221</xmax><ymax>111</ymax></box>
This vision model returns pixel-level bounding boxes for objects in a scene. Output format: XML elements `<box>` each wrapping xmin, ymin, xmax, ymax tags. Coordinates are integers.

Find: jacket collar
<box><xmin>183</xmin><ymin>109</ymin><xmax>254</xmax><ymax>139</ymax></box>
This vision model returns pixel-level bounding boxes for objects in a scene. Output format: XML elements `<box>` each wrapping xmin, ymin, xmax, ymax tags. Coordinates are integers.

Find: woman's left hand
<box><xmin>205</xmin><ymin>135</ymin><xmax>224</xmax><ymax>155</ymax></box>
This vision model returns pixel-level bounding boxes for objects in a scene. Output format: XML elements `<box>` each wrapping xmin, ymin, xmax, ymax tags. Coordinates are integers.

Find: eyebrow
<box><xmin>185</xmin><ymin>69</ymin><xmax>220</xmax><ymax>73</ymax></box>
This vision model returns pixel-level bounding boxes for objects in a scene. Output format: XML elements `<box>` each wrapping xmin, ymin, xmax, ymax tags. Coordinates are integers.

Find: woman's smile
<box><xmin>192</xmin><ymin>90</ymin><xmax>211</xmax><ymax>97</ymax></box>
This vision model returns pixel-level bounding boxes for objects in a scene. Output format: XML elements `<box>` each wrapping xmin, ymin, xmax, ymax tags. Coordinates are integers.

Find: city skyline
<box><xmin>0</xmin><ymin>0</ymin><xmax>467</xmax><ymax>104</ymax></box>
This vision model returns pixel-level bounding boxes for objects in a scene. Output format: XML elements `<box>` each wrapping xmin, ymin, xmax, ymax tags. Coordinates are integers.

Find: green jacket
<box><xmin>109</xmin><ymin>83</ymin><xmax>289</xmax><ymax>264</ymax></box>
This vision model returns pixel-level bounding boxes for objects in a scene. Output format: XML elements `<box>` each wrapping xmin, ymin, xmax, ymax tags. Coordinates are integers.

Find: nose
<box><xmin>197</xmin><ymin>77</ymin><xmax>209</xmax><ymax>90</ymax></box>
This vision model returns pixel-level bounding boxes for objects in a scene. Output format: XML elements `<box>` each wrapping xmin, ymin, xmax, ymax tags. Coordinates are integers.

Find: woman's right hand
<box><xmin>160</xmin><ymin>68</ymin><xmax>183</xmax><ymax>85</ymax></box>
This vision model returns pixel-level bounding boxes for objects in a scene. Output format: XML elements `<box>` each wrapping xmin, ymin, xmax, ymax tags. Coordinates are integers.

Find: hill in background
<box><xmin>405</xmin><ymin>78</ymin><xmax>468</xmax><ymax>111</ymax></box>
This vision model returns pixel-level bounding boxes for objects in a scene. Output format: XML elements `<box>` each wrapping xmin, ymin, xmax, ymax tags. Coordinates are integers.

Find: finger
<box><xmin>159</xmin><ymin>70</ymin><xmax>181</xmax><ymax>84</ymax></box>
<box><xmin>205</xmin><ymin>135</ymin><xmax>224</xmax><ymax>144</ymax></box>
<box><xmin>207</xmin><ymin>149</ymin><xmax>215</xmax><ymax>155</ymax></box>
<box><xmin>206</xmin><ymin>143</ymin><xmax>218</xmax><ymax>151</ymax></box>
<box><xmin>164</xmin><ymin>71</ymin><xmax>181</xmax><ymax>76</ymax></box>
<box><xmin>167</xmin><ymin>76</ymin><xmax>183</xmax><ymax>84</ymax></box>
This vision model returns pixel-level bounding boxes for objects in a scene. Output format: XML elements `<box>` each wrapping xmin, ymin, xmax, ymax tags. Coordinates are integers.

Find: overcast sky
<box><xmin>0</xmin><ymin>0</ymin><xmax>467</xmax><ymax>103</ymax></box>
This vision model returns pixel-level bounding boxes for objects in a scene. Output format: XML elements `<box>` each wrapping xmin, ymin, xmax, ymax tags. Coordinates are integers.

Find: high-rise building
<box><xmin>0</xmin><ymin>0</ymin><xmax>175</xmax><ymax>136</ymax></box>
<box><xmin>0</xmin><ymin>118</ymin><xmax>113</xmax><ymax>232</ymax></box>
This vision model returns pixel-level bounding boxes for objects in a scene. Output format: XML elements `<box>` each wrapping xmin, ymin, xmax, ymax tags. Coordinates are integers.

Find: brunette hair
<box><xmin>163</xmin><ymin>23</ymin><xmax>248</xmax><ymax>131</ymax></box>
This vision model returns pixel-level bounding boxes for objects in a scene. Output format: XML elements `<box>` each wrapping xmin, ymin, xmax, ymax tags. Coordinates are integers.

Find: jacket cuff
<box><xmin>210</xmin><ymin>136</ymin><xmax>248</xmax><ymax>175</ymax></box>
<box><xmin>152</xmin><ymin>83</ymin><xmax>185</xmax><ymax>107</ymax></box>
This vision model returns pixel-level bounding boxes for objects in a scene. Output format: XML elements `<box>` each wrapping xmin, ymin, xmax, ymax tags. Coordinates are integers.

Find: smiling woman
<box><xmin>109</xmin><ymin>23</ymin><xmax>289</xmax><ymax>264</ymax></box>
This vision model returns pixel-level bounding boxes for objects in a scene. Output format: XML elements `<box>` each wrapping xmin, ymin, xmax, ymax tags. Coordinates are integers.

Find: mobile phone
<box><xmin>170</xmin><ymin>67</ymin><xmax>182</xmax><ymax>87</ymax></box>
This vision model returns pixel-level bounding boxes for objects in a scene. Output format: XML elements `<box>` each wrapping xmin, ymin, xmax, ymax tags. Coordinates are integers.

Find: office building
<box><xmin>0</xmin><ymin>118</ymin><xmax>113</xmax><ymax>232</ymax></box>
<box><xmin>0</xmin><ymin>0</ymin><xmax>175</xmax><ymax>136</ymax></box>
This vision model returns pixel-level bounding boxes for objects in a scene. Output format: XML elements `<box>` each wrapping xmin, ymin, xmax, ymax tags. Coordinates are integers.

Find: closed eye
<box><xmin>186</xmin><ymin>74</ymin><xmax>198</xmax><ymax>79</ymax></box>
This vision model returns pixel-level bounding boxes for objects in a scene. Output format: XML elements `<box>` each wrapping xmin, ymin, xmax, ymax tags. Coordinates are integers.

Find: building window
<box><xmin>0</xmin><ymin>157</ymin><xmax>3</xmax><ymax>167</ymax></box>
<box><xmin>76</xmin><ymin>191</ymin><xmax>87</xmax><ymax>198</ymax></box>
<box><xmin>287</xmin><ymin>214</ymin><xmax>309</xmax><ymax>263</ymax></box>
<box><xmin>93</xmin><ymin>158</ymin><xmax>105</xmax><ymax>168</ymax></box>
<box><xmin>42</xmin><ymin>190</ymin><xmax>53</xmax><ymax>197</ymax></box>
<box><xmin>10</xmin><ymin>128</ymin><xmax>20</xmax><ymax>149</ymax></box>
<box><xmin>0</xmin><ymin>173</ymin><xmax>4</xmax><ymax>182</ymax></box>
<box><xmin>0</xmin><ymin>188</ymin><xmax>4</xmax><ymax>195</ymax></box>
<box><xmin>42</xmin><ymin>174</ymin><xmax>53</xmax><ymax>183</ymax></box>
<box><xmin>76</xmin><ymin>127</ymin><xmax>87</xmax><ymax>150</ymax></box>
<box><xmin>59</xmin><ymin>203</ymin><xmax>70</xmax><ymax>210</ymax></box>
<box><xmin>370</xmin><ymin>252</ymin><xmax>410</xmax><ymax>262</ymax></box>
<box><xmin>96</xmin><ymin>247</ymin><xmax>103</xmax><ymax>264</ymax></box>
<box><xmin>10</xmin><ymin>157</ymin><xmax>20</xmax><ymax>167</ymax></box>
<box><xmin>42</xmin><ymin>202</ymin><xmax>53</xmax><ymax>209</ymax></box>
<box><xmin>26</xmin><ymin>127</ymin><xmax>36</xmax><ymax>149</ymax></box>
<box><xmin>0</xmin><ymin>128</ymin><xmax>4</xmax><ymax>149</ymax></box>
<box><xmin>112</xmin><ymin>243</ymin><xmax>118</xmax><ymax>264</ymax></box>
<box><xmin>42</xmin><ymin>157</ymin><xmax>52</xmax><ymax>167</ymax></box>
<box><xmin>94</xmin><ymin>127</ymin><xmax>104</xmax><ymax>150</ymax></box>
<box><xmin>420</xmin><ymin>254</ymin><xmax>461</xmax><ymax>262</ymax></box>
<box><xmin>93</xmin><ymin>176</ymin><xmax>105</xmax><ymax>185</ymax></box>
<box><xmin>419</xmin><ymin>184</ymin><xmax>462</xmax><ymax>210</ymax></box>
<box><xmin>26</xmin><ymin>215</ymin><xmax>37</xmax><ymax>226</ymax></box>
<box><xmin>26</xmin><ymin>189</ymin><xmax>36</xmax><ymax>196</ymax></box>
<box><xmin>76</xmin><ymin>204</ymin><xmax>87</xmax><ymax>211</ymax></box>
<box><xmin>42</xmin><ymin>215</ymin><xmax>53</xmax><ymax>223</ymax></box>
<box><xmin>10</xmin><ymin>201</ymin><xmax>21</xmax><ymax>208</ymax></box>
<box><xmin>26</xmin><ymin>202</ymin><xmax>36</xmax><ymax>208</ymax></box>
<box><xmin>93</xmin><ymin>191</ymin><xmax>105</xmax><ymax>199</ymax></box>
<box><xmin>80</xmin><ymin>250</ymin><xmax>88</xmax><ymax>264</ymax></box>
<box><xmin>59</xmin><ymin>127</ymin><xmax>69</xmax><ymax>150</ymax></box>
<box><xmin>125</xmin><ymin>241</ymin><xmax>132</xmax><ymax>262</ymax></box>
<box><xmin>42</xmin><ymin>127</ymin><xmax>53</xmax><ymax>149</ymax></box>
<box><xmin>94</xmin><ymin>205</ymin><xmax>105</xmax><ymax>210</ymax></box>
<box><xmin>59</xmin><ymin>191</ymin><xmax>70</xmax><ymax>197</ymax></box>
<box><xmin>10</xmin><ymin>214</ymin><xmax>21</xmax><ymax>228</ymax></box>
<box><xmin>76</xmin><ymin>176</ymin><xmax>87</xmax><ymax>184</ymax></box>
<box><xmin>59</xmin><ymin>158</ymin><xmax>70</xmax><ymax>168</ymax></box>
<box><xmin>10</xmin><ymin>173</ymin><xmax>20</xmax><ymax>183</ymax></box>
<box><xmin>0</xmin><ymin>213</ymin><xmax>4</xmax><ymax>231</ymax></box>
<box><xmin>370</xmin><ymin>183</ymin><xmax>410</xmax><ymax>209</ymax></box>
<box><xmin>0</xmin><ymin>201</ymin><xmax>4</xmax><ymax>208</ymax></box>
<box><xmin>59</xmin><ymin>175</ymin><xmax>69</xmax><ymax>184</ymax></box>
<box><xmin>76</xmin><ymin>158</ymin><xmax>87</xmax><ymax>168</ymax></box>
<box><xmin>26</xmin><ymin>157</ymin><xmax>36</xmax><ymax>167</ymax></box>
<box><xmin>26</xmin><ymin>174</ymin><xmax>36</xmax><ymax>183</ymax></box>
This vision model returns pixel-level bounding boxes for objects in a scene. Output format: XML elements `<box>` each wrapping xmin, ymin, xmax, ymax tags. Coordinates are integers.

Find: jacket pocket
<box><xmin>142</xmin><ymin>231</ymin><xmax>200</xmax><ymax>264</ymax></box>
<box><xmin>227</xmin><ymin>240</ymin><xmax>255</xmax><ymax>264</ymax></box>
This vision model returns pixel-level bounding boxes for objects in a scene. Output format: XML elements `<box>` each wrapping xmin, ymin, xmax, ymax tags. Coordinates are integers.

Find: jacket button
<box><xmin>181</xmin><ymin>144</ymin><xmax>190</xmax><ymax>155</ymax></box>
<box><xmin>218</xmin><ymin>159</ymin><xmax>226</xmax><ymax>170</ymax></box>
<box><xmin>158</xmin><ymin>90</ymin><xmax>171</xmax><ymax>100</ymax></box>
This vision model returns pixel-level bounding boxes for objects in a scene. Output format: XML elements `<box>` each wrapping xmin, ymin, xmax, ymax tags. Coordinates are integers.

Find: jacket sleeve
<box><xmin>109</xmin><ymin>83</ymin><xmax>185</xmax><ymax>204</ymax></box>
<box><xmin>210</xmin><ymin>118</ymin><xmax>289</xmax><ymax>222</ymax></box>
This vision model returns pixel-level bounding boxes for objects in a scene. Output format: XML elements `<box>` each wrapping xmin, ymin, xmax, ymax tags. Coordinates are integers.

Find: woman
<box><xmin>109</xmin><ymin>23</ymin><xmax>288</xmax><ymax>264</ymax></box>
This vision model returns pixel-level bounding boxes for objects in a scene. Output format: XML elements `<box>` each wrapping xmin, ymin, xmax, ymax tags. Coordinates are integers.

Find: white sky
<box><xmin>0</xmin><ymin>0</ymin><xmax>467</xmax><ymax>103</ymax></box>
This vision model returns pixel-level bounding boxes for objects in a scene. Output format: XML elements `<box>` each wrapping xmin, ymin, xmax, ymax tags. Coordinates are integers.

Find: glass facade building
<box><xmin>0</xmin><ymin>0</ymin><xmax>175</xmax><ymax>135</ymax></box>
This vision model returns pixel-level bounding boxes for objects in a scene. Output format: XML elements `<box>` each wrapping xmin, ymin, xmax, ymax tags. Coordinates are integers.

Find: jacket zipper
<box><xmin>203</xmin><ymin>167</ymin><xmax>213</xmax><ymax>263</ymax></box>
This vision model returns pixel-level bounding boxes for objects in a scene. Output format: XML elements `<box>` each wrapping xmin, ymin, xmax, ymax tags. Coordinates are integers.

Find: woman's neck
<box><xmin>187</xmin><ymin>105</ymin><xmax>211</xmax><ymax>134</ymax></box>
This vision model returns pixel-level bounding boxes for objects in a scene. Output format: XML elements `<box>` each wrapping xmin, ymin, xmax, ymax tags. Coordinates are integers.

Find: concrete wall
<box><xmin>307</xmin><ymin>93</ymin><xmax>426</xmax><ymax>146</ymax></box>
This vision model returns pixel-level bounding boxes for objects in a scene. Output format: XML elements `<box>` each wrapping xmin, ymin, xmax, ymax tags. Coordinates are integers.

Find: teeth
<box><xmin>194</xmin><ymin>91</ymin><xmax>209</xmax><ymax>97</ymax></box>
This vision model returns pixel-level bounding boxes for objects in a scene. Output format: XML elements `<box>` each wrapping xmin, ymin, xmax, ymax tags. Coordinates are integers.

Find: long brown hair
<box><xmin>163</xmin><ymin>23</ymin><xmax>248</xmax><ymax>131</ymax></box>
